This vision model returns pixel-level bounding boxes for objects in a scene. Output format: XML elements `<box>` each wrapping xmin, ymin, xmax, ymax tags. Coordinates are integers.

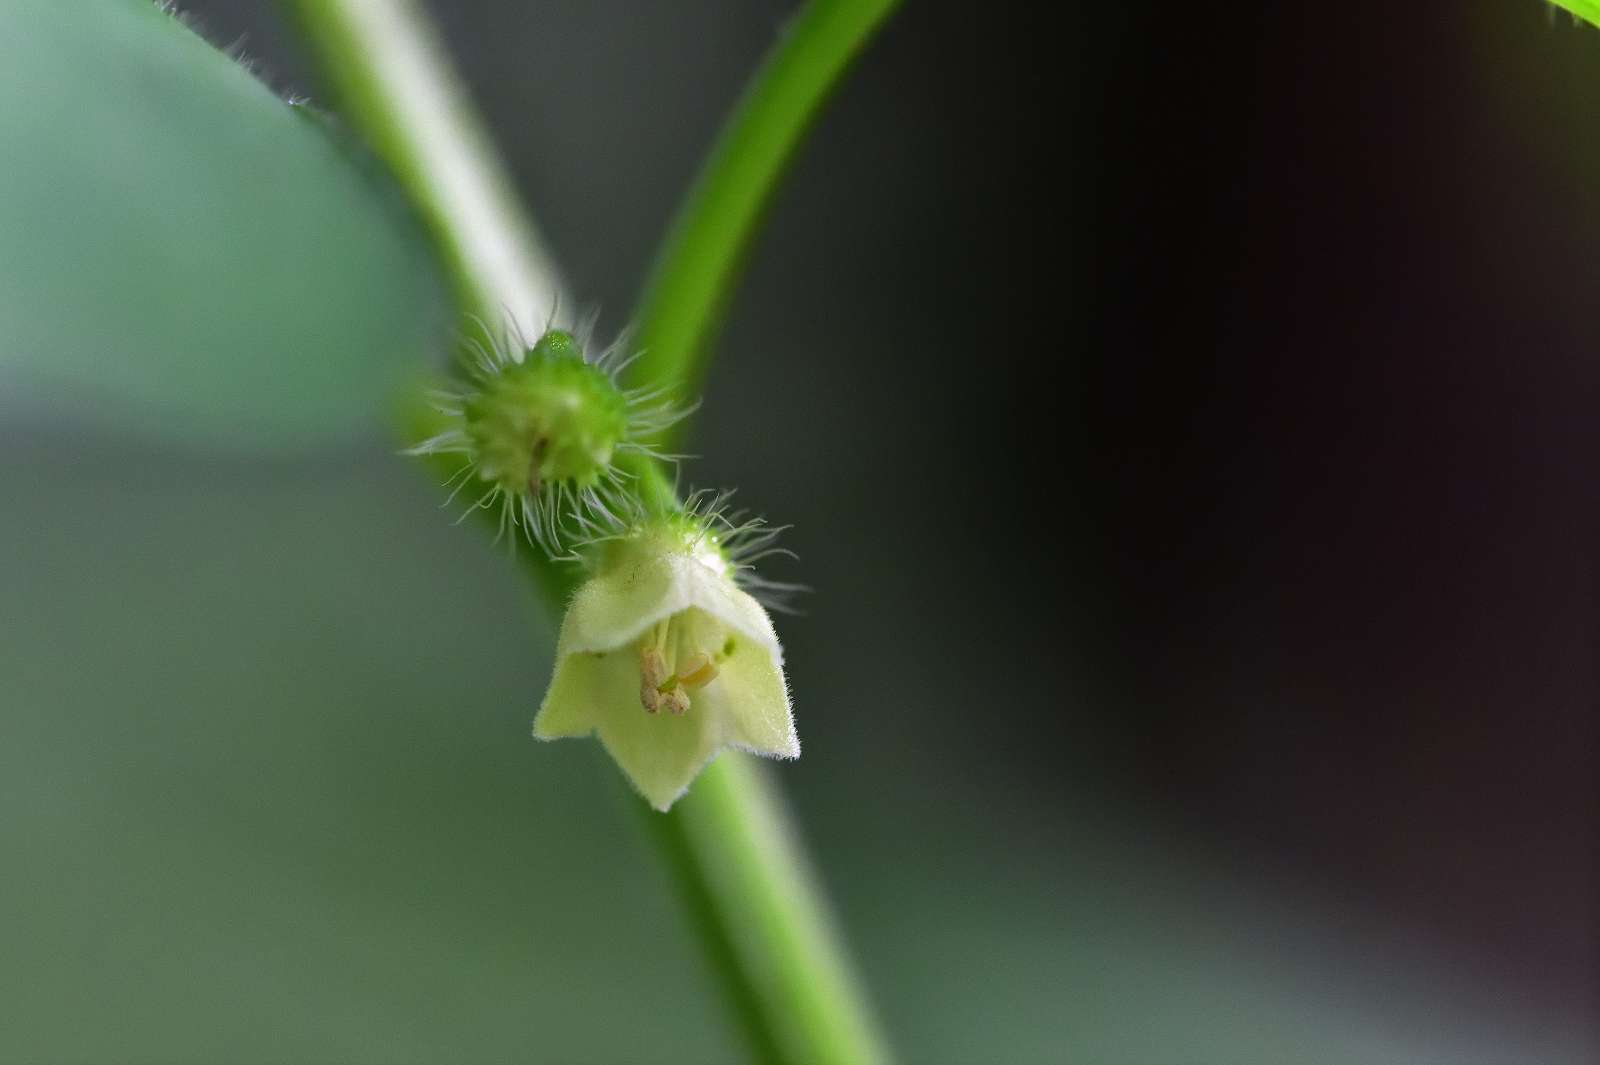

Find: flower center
<box><xmin>636</xmin><ymin>615</ymin><xmax>731</xmax><ymax>715</ymax></box>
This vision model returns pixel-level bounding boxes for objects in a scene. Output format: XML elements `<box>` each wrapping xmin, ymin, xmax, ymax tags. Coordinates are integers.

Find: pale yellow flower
<box><xmin>534</xmin><ymin>521</ymin><xmax>798</xmax><ymax>810</ymax></box>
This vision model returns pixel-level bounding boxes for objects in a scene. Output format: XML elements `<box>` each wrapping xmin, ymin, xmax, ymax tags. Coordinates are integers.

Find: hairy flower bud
<box><xmin>407</xmin><ymin>318</ymin><xmax>685</xmax><ymax>553</ymax></box>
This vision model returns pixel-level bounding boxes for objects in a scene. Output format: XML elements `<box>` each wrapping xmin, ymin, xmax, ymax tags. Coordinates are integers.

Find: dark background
<box><xmin>2</xmin><ymin>1</ymin><xmax>1594</xmax><ymax>1061</ymax></box>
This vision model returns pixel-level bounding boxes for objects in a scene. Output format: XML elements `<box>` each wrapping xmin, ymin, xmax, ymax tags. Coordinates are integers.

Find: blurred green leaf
<box><xmin>1547</xmin><ymin>1</ymin><xmax>1600</xmax><ymax>30</ymax></box>
<box><xmin>0</xmin><ymin>0</ymin><xmax>447</xmax><ymax>451</ymax></box>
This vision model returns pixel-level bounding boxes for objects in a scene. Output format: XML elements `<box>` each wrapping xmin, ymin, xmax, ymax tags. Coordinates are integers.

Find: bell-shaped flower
<box><xmin>533</xmin><ymin>520</ymin><xmax>798</xmax><ymax>810</ymax></box>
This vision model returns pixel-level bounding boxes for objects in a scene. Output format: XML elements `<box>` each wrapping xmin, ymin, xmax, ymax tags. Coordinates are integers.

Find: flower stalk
<box><xmin>626</xmin><ymin>0</ymin><xmax>902</xmax><ymax>432</ymax></box>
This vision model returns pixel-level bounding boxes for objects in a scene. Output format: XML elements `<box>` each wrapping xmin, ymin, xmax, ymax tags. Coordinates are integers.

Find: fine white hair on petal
<box><xmin>558</xmin><ymin>543</ymin><xmax>782</xmax><ymax>660</ymax></box>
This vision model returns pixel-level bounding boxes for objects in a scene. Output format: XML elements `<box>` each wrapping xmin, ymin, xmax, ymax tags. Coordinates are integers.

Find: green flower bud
<box><xmin>463</xmin><ymin>340</ymin><xmax>627</xmax><ymax>494</ymax></box>
<box><xmin>408</xmin><ymin>318</ymin><xmax>684</xmax><ymax>553</ymax></box>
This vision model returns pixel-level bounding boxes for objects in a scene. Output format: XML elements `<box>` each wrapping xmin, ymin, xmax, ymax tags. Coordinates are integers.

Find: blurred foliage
<box><xmin>4</xmin><ymin>435</ymin><xmax>1580</xmax><ymax>1063</ymax></box>
<box><xmin>0</xmin><ymin>1</ymin><xmax>446</xmax><ymax>451</ymax></box>
<box><xmin>1546</xmin><ymin>1</ymin><xmax>1600</xmax><ymax>30</ymax></box>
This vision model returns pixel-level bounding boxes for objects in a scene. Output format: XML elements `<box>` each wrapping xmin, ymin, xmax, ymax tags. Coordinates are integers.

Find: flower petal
<box><xmin>593</xmin><ymin>694</ymin><xmax>725</xmax><ymax>811</ymax></box>
<box><xmin>701</xmin><ymin>629</ymin><xmax>798</xmax><ymax>760</ymax></box>
<box><xmin>533</xmin><ymin>648</ymin><xmax>622</xmax><ymax>739</ymax></box>
<box><xmin>557</xmin><ymin>537</ymin><xmax>780</xmax><ymax>660</ymax></box>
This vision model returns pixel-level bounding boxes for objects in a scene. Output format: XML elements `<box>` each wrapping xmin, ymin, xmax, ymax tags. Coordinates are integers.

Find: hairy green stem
<box><xmin>286</xmin><ymin>1</ymin><xmax>892</xmax><ymax>1061</ymax></box>
<box><xmin>628</xmin><ymin>0</ymin><xmax>900</xmax><ymax>446</ymax></box>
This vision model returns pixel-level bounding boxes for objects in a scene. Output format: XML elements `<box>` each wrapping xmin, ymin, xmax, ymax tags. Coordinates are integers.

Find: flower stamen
<box><xmin>639</xmin><ymin>645</ymin><xmax>669</xmax><ymax>714</ymax></box>
<box><xmin>635</xmin><ymin>621</ymin><xmax>723</xmax><ymax>714</ymax></box>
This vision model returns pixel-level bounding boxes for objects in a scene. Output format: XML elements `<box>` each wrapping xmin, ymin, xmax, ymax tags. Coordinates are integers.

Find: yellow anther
<box><xmin>663</xmin><ymin>688</ymin><xmax>691</xmax><ymax>716</ymax></box>
<box><xmin>640</xmin><ymin>646</ymin><xmax>668</xmax><ymax>686</ymax></box>
<box><xmin>639</xmin><ymin>647</ymin><xmax>669</xmax><ymax>713</ymax></box>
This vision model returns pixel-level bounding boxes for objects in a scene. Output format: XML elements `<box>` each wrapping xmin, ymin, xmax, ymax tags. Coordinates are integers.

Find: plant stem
<box><xmin>286</xmin><ymin>0</ymin><xmax>563</xmax><ymax>333</ymax></box>
<box><xmin>627</xmin><ymin>0</ymin><xmax>901</xmax><ymax>445</ymax></box>
<box><xmin>641</xmin><ymin>756</ymin><xmax>892</xmax><ymax>1065</ymax></box>
<box><xmin>287</xmin><ymin>2</ymin><xmax>893</xmax><ymax>1061</ymax></box>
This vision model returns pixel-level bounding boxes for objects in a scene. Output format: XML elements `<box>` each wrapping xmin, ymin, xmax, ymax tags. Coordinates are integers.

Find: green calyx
<box><xmin>462</xmin><ymin>330</ymin><xmax>629</xmax><ymax>494</ymax></box>
<box><xmin>598</xmin><ymin>515</ymin><xmax>735</xmax><ymax>580</ymax></box>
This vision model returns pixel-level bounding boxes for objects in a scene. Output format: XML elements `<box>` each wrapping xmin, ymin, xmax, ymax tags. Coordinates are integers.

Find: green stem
<box><xmin>627</xmin><ymin>0</ymin><xmax>901</xmax><ymax>445</ymax></box>
<box><xmin>285</xmin><ymin>0</ymin><xmax>563</xmax><ymax>332</ymax></box>
<box><xmin>287</xmin><ymin>2</ymin><xmax>892</xmax><ymax>1062</ymax></box>
<box><xmin>639</xmin><ymin>757</ymin><xmax>891</xmax><ymax>1065</ymax></box>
